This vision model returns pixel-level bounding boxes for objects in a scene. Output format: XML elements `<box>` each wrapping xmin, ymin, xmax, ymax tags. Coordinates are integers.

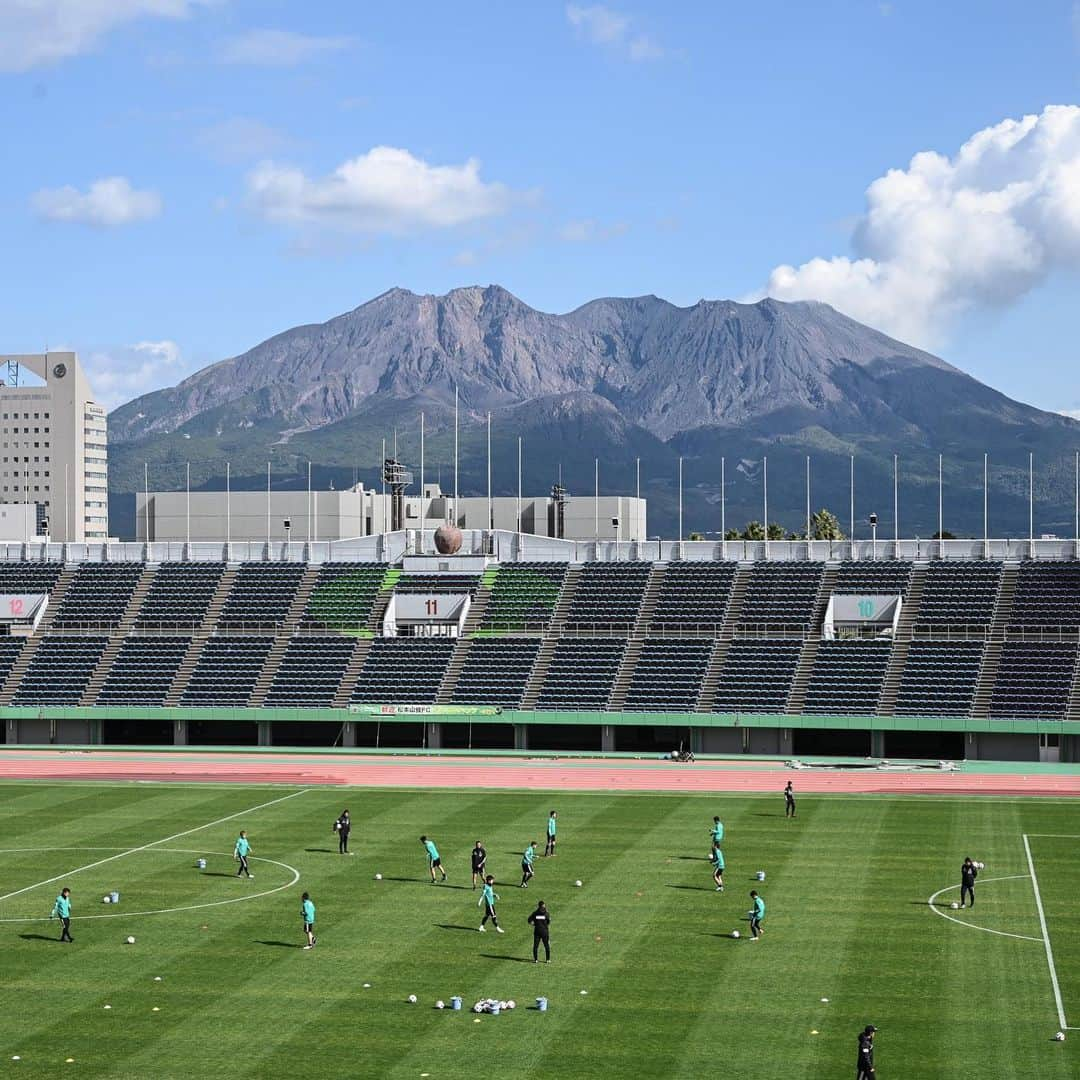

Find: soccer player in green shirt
<box><xmin>520</xmin><ymin>841</ymin><xmax>537</xmax><ymax>888</ymax></box>
<box><xmin>710</xmin><ymin>841</ymin><xmax>725</xmax><ymax>891</ymax></box>
<box><xmin>749</xmin><ymin>890</ymin><xmax>765</xmax><ymax>940</ymax></box>
<box><xmin>710</xmin><ymin>816</ymin><xmax>724</xmax><ymax>847</ymax></box>
<box><xmin>301</xmin><ymin>892</ymin><xmax>316</xmax><ymax>949</ymax></box>
<box><xmin>421</xmin><ymin>835</ymin><xmax>447</xmax><ymax>883</ymax></box>
<box><xmin>544</xmin><ymin>810</ymin><xmax>557</xmax><ymax>857</ymax></box>
<box><xmin>234</xmin><ymin>830</ymin><xmax>253</xmax><ymax>878</ymax></box>
<box><xmin>51</xmin><ymin>887</ymin><xmax>73</xmax><ymax>943</ymax></box>
<box><xmin>478</xmin><ymin>875</ymin><xmax>503</xmax><ymax>933</ymax></box>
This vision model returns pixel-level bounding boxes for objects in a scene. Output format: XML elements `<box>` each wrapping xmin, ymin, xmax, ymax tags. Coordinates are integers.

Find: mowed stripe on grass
<box><xmin>1</xmin><ymin>785</ymin><xmax>1078</xmax><ymax>1079</ymax></box>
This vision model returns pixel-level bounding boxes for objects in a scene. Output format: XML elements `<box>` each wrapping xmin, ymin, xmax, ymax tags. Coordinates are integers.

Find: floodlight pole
<box><xmin>1029</xmin><ymin>451</ymin><xmax>1034</xmax><ymax>558</ymax></box>
<box><xmin>486</xmin><ymin>412</ymin><xmax>492</xmax><ymax>532</ymax></box>
<box><xmin>720</xmin><ymin>455</ymin><xmax>726</xmax><ymax>560</ymax></box>
<box><xmin>185</xmin><ymin>462</ymin><xmax>190</xmax><ymax>549</ymax></box>
<box><xmin>805</xmin><ymin>455</ymin><xmax>810</xmax><ymax>552</ymax></box>
<box><xmin>893</xmin><ymin>454</ymin><xmax>899</xmax><ymax>555</ymax></box>
<box><xmin>594</xmin><ymin>457</ymin><xmax>599</xmax><ymax>543</ymax></box>
<box><xmin>226</xmin><ymin>462</ymin><xmax>231</xmax><ymax>556</ymax></box>
<box><xmin>420</xmin><ymin>411</ymin><xmax>425</xmax><ymax>555</ymax></box>
<box><xmin>762</xmin><ymin>455</ymin><xmax>768</xmax><ymax>559</ymax></box>
<box><xmin>983</xmin><ymin>452</ymin><xmax>988</xmax><ymax>559</ymax></box>
<box><xmin>849</xmin><ymin>454</ymin><xmax>855</xmax><ymax>559</ymax></box>
<box><xmin>938</xmin><ymin>453</ymin><xmax>943</xmax><ymax>559</ymax></box>
<box><xmin>453</xmin><ymin>385</ymin><xmax>459</xmax><ymax>527</ymax></box>
<box><xmin>678</xmin><ymin>456</ymin><xmax>683</xmax><ymax>544</ymax></box>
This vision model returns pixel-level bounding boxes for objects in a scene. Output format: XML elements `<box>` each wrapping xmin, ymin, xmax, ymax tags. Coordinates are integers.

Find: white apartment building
<box><xmin>0</xmin><ymin>352</ymin><xmax>108</xmax><ymax>542</ymax></box>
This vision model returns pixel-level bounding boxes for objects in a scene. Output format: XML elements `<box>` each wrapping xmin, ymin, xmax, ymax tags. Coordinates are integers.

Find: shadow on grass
<box><xmin>19</xmin><ymin>933</ymin><xmax>57</xmax><ymax>942</ymax></box>
<box><xmin>666</xmin><ymin>884</ymin><xmax>714</xmax><ymax>892</ymax></box>
<box><xmin>202</xmin><ymin>872</ymin><xmax>243</xmax><ymax>878</ymax></box>
<box><xmin>437</xmin><ymin>924</ymin><xmax>479</xmax><ymax>933</ymax></box>
<box><xmin>675</xmin><ymin>855</ymin><xmax>707</xmax><ymax>861</ymax></box>
<box><xmin>304</xmin><ymin>848</ymin><xmax>338</xmax><ymax>854</ymax></box>
<box><xmin>480</xmin><ymin>954</ymin><xmax>533</xmax><ymax>963</ymax></box>
<box><xmin>255</xmin><ymin>940</ymin><xmax>298</xmax><ymax>948</ymax></box>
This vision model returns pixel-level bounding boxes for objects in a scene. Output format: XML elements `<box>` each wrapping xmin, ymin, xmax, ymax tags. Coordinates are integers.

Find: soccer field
<box><xmin>1</xmin><ymin>782</ymin><xmax>1077</xmax><ymax>1079</ymax></box>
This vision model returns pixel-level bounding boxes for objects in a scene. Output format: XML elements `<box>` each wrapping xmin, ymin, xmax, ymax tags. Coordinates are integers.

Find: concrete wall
<box><xmin>968</xmin><ymin>731</ymin><xmax>1039</xmax><ymax>761</ymax></box>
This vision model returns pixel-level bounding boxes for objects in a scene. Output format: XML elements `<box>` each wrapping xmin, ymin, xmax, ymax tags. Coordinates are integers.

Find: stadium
<box><xmin>2</xmin><ymin>527</ymin><xmax>1079</xmax><ymax>1077</ymax></box>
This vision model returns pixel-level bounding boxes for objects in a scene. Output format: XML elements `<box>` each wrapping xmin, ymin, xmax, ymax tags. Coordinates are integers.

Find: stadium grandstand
<box><xmin>0</xmin><ymin>530</ymin><xmax>1077</xmax><ymax>763</ymax></box>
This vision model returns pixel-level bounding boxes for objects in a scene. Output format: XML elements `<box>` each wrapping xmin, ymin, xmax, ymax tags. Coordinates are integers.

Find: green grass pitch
<box><xmin>1</xmin><ymin>782</ymin><xmax>1078</xmax><ymax>1078</ymax></box>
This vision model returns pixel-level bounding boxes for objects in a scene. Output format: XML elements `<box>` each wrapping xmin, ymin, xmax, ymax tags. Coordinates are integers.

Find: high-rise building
<box><xmin>0</xmin><ymin>352</ymin><xmax>108</xmax><ymax>542</ymax></box>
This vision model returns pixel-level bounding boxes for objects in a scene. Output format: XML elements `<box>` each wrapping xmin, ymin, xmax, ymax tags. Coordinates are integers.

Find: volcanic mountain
<box><xmin>108</xmin><ymin>285</ymin><xmax>1080</xmax><ymax>540</ymax></box>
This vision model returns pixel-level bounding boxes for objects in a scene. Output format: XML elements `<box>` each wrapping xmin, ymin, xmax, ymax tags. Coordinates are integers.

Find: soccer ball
<box><xmin>407</xmin><ymin>995</ymin><xmax>417</xmax><ymax>1004</ymax></box>
<box><xmin>435</xmin><ymin>1000</ymin><xmax>445</xmax><ymax>1010</ymax></box>
<box><xmin>103</xmin><ymin>896</ymin><xmax>111</xmax><ymax>904</ymax></box>
<box><xmin>574</xmin><ymin>880</ymin><xmax>583</xmax><ymax>887</ymax></box>
<box><xmin>1055</xmin><ymin>1031</ymin><xmax>1066</xmax><ymax>1042</ymax></box>
<box><xmin>375</xmin><ymin>874</ymin><xmax>382</xmax><ymax>880</ymax></box>
<box><xmin>507</xmin><ymin>1000</ymin><xmax>516</xmax><ymax>1010</ymax></box>
<box><xmin>731</xmin><ymin>930</ymin><xmax>740</xmax><ymax>939</ymax></box>
<box><xmin>950</xmin><ymin>902</ymin><xmax>959</xmax><ymax>910</ymax></box>
<box><xmin>976</xmin><ymin>861</ymin><xmax>985</xmax><ymax>869</ymax></box>
<box><xmin>126</xmin><ymin>936</ymin><xmax>136</xmax><ymax>945</ymax></box>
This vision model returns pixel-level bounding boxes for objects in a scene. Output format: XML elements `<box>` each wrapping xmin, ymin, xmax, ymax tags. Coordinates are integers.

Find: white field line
<box><xmin>1022</xmin><ymin>834</ymin><xmax>1070</xmax><ymax>1031</ymax></box>
<box><xmin>926</xmin><ymin>876</ymin><xmax>1042</xmax><ymax>942</ymax></box>
<box><xmin>0</xmin><ymin>788</ymin><xmax>309</xmax><ymax>904</ymax></box>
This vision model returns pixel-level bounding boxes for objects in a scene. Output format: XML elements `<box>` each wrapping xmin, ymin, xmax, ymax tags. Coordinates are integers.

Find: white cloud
<box><xmin>83</xmin><ymin>340</ymin><xmax>186</xmax><ymax>410</ymax></box>
<box><xmin>0</xmin><ymin>0</ymin><xmax>210</xmax><ymax>73</ymax></box>
<box><xmin>566</xmin><ymin>4</ymin><xmax>666</xmax><ymax>61</ymax></box>
<box><xmin>195</xmin><ymin>117</ymin><xmax>293</xmax><ymax>164</ymax></box>
<box><xmin>32</xmin><ymin>177</ymin><xmax>162</xmax><ymax>226</ymax></box>
<box><xmin>559</xmin><ymin>218</ymin><xmax>629</xmax><ymax>242</ymax></box>
<box><xmin>219</xmin><ymin>28</ymin><xmax>353</xmax><ymax>66</ymax></box>
<box><xmin>247</xmin><ymin>146</ymin><xmax>516</xmax><ymax>234</ymax></box>
<box><xmin>1060</xmin><ymin>408</ymin><xmax>1080</xmax><ymax>421</ymax></box>
<box><xmin>758</xmin><ymin>105</ymin><xmax>1080</xmax><ymax>347</ymax></box>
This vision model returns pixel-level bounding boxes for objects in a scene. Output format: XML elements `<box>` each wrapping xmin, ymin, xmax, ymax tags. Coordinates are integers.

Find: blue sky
<box><xmin>1</xmin><ymin>1</ymin><xmax>1078</xmax><ymax>414</ymax></box>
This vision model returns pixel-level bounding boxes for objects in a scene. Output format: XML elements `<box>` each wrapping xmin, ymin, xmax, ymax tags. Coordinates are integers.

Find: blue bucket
<box><xmin>450</xmin><ymin>996</ymin><xmax>462</xmax><ymax>1012</ymax></box>
<box><xmin>109</xmin><ymin>891</ymin><xmax>120</xmax><ymax>904</ymax></box>
<box><xmin>756</xmin><ymin>871</ymin><xmax>766</xmax><ymax>882</ymax></box>
<box><xmin>490</xmin><ymin>1003</ymin><xmax>501</xmax><ymax>1016</ymax></box>
<box><xmin>536</xmin><ymin>996</ymin><xmax>548</xmax><ymax>1012</ymax></box>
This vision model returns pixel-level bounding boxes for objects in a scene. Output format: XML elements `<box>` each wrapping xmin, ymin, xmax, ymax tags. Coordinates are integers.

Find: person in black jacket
<box><xmin>527</xmin><ymin>900</ymin><xmax>551</xmax><ymax>963</ymax></box>
<box><xmin>335</xmin><ymin>810</ymin><xmax>352</xmax><ymax>855</ymax></box>
<box><xmin>857</xmin><ymin>1025</ymin><xmax>876</xmax><ymax>1079</ymax></box>
<box><xmin>784</xmin><ymin>781</ymin><xmax>796</xmax><ymax>818</ymax></box>
<box><xmin>471</xmin><ymin>841</ymin><xmax>487</xmax><ymax>889</ymax></box>
<box><xmin>960</xmin><ymin>857</ymin><xmax>977</xmax><ymax>908</ymax></box>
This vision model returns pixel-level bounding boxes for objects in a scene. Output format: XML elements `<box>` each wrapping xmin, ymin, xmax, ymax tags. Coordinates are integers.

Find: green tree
<box><xmin>766</xmin><ymin>523</ymin><xmax>787</xmax><ymax>540</ymax></box>
<box><xmin>741</xmin><ymin>520</ymin><xmax>765</xmax><ymax>540</ymax></box>
<box><xmin>931</xmin><ymin>530</ymin><xmax>956</xmax><ymax>540</ymax></box>
<box><xmin>688</xmin><ymin>531</ymin><xmax>704</xmax><ymax>541</ymax></box>
<box><xmin>809</xmin><ymin>508</ymin><xmax>844</xmax><ymax>540</ymax></box>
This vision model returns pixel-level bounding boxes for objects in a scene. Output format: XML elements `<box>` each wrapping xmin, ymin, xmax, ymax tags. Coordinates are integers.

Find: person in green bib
<box><xmin>52</xmin><ymin>887</ymin><xmax>73</xmax><ymax>943</ymax></box>
<box><xmin>301</xmin><ymin>892</ymin><xmax>316</xmax><ymax>949</ymax></box>
<box><xmin>749</xmin><ymin>890</ymin><xmax>765</xmax><ymax>940</ymax></box>
<box><xmin>421</xmin><ymin>835</ymin><xmax>447</xmax><ymax>884</ymax></box>
<box><xmin>478</xmin><ymin>875</ymin><xmax>503</xmax><ymax>933</ymax></box>
<box><xmin>710</xmin><ymin>841</ymin><xmax>725</xmax><ymax>892</ymax></box>
<box><xmin>710</xmin><ymin>816</ymin><xmax>724</xmax><ymax>849</ymax></box>
<box><xmin>234</xmin><ymin>831</ymin><xmax>253</xmax><ymax>878</ymax></box>
<box><xmin>520</xmin><ymin>841</ymin><xmax>537</xmax><ymax>888</ymax></box>
<box><xmin>544</xmin><ymin>810</ymin><xmax>557</xmax><ymax>857</ymax></box>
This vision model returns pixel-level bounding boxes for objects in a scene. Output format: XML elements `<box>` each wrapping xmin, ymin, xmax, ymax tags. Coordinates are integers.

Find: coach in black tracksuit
<box><xmin>856</xmin><ymin>1025</ymin><xmax>876</xmax><ymax>1079</ymax></box>
<box><xmin>528</xmin><ymin>901</ymin><xmax>551</xmax><ymax>963</ymax></box>
<box><xmin>335</xmin><ymin>810</ymin><xmax>351</xmax><ymax>855</ymax></box>
<box><xmin>960</xmin><ymin>857</ymin><xmax>977</xmax><ymax>908</ymax></box>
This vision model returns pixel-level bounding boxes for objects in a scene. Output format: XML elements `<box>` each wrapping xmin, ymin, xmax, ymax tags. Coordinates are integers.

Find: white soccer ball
<box><xmin>731</xmin><ymin>930</ymin><xmax>740</xmax><ymax>939</ymax></box>
<box><xmin>507</xmin><ymin>1000</ymin><xmax>516</xmax><ymax>1010</ymax></box>
<box><xmin>407</xmin><ymin>994</ymin><xmax>417</xmax><ymax>1004</ymax></box>
<box><xmin>375</xmin><ymin>874</ymin><xmax>382</xmax><ymax>880</ymax></box>
<box><xmin>435</xmin><ymin>1000</ymin><xmax>445</xmax><ymax>1010</ymax></box>
<box><xmin>950</xmin><ymin>902</ymin><xmax>959</xmax><ymax>910</ymax></box>
<box><xmin>126</xmin><ymin>936</ymin><xmax>136</xmax><ymax>944</ymax></box>
<box><xmin>574</xmin><ymin>880</ymin><xmax>583</xmax><ymax>887</ymax></box>
<box><xmin>1055</xmin><ymin>1031</ymin><xmax>1066</xmax><ymax>1041</ymax></box>
<box><xmin>103</xmin><ymin>896</ymin><xmax>111</xmax><ymax>904</ymax></box>
<box><xmin>977</xmin><ymin>861</ymin><xmax>985</xmax><ymax>869</ymax></box>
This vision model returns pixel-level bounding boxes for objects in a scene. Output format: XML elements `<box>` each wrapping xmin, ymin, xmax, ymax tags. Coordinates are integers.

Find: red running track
<box><xmin>0</xmin><ymin>750</ymin><xmax>1078</xmax><ymax>796</ymax></box>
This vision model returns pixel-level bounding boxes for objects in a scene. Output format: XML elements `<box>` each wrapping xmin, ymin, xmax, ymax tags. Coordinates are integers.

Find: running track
<box><xmin>0</xmin><ymin>750</ymin><xmax>1078</xmax><ymax>795</ymax></box>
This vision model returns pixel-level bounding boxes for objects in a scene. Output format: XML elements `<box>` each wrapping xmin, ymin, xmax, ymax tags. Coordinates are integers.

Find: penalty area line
<box><xmin>1022</xmin><ymin>833</ymin><xmax>1068</xmax><ymax>1032</ymax></box>
<box><xmin>0</xmin><ymin>788</ymin><xmax>310</xmax><ymax>904</ymax></box>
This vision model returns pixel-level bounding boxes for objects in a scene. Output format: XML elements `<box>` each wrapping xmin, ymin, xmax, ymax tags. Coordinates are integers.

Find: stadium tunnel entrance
<box><xmin>440</xmin><ymin>723</ymin><xmax>515</xmax><ymax>750</ymax></box>
<box><xmin>615</xmin><ymin>725</ymin><xmax>693</xmax><ymax>754</ymax></box>
<box><xmin>884</xmin><ymin>730</ymin><xmax>965</xmax><ymax>760</ymax></box>
<box><xmin>527</xmin><ymin>724</ymin><xmax>602</xmax><ymax>752</ymax></box>
<box><xmin>793</xmin><ymin>729</ymin><xmax>872</xmax><ymax>757</ymax></box>
<box><xmin>104</xmin><ymin>715</ymin><xmax>172</xmax><ymax>745</ymax></box>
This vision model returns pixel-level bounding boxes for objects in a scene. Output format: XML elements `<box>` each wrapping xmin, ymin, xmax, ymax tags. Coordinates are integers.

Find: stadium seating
<box><xmin>0</xmin><ymin>637</ymin><xmax>25</xmax><ymax>684</ymax></box>
<box><xmin>650</xmin><ymin>562</ymin><xmax>737</xmax><ymax>629</ymax></box>
<box><xmin>51</xmin><ymin>564</ymin><xmax>143</xmax><ymax>628</ymax></box>
<box><xmin>623</xmin><ymin>640</ymin><xmax>712</xmax><ymax>710</ymax></box>
<box><xmin>712</xmin><ymin>640</ymin><xmax>802</xmax><ymax>712</ymax></box>
<box><xmin>803</xmin><ymin>640</ymin><xmax>892</xmax><ymax>715</ymax></box>
<box><xmin>265</xmin><ymin>636</ymin><xmax>358</xmax><ymax>707</ymax></box>
<box><xmin>536</xmin><ymin>638</ymin><xmax>626</xmax><ymax>709</ymax></box>
<box><xmin>481</xmin><ymin>564</ymin><xmax>568</xmax><ymax>631</ymax></box>
<box><xmin>394</xmin><ymin>574</ymin><xmax>479</xmax><ymax>594</ymax></box>
<box><xmin>832</xmin><ymin>560</ymin><xmax>913</xmax><ymax>597</ymax></box>
<box><xmin>565</xmin><ymin>563</ymin><xmax>651</xmax><ymax>628</ymax></box>
<box><xmin>738</xmin><ymin>563</ymin><xmax>824</xmax><ymax>632</ymax></box>
<box><xmin>894</xmin><ymin>641</ymin><xmax>985</xmax><ymax>717</ymax></box>
<box><xmin>136</xmin><ymin>563</ymin><xmax>225</xmax><ymax>627</ymax></box>
<box><xmin>98</xmin><ymin>636</ymin><xmax>192</xmax><ymax>705</ymax></box>
<box><xmin>917</xmin><ymin>562</ymin><xmax>1002</xmax><ymax>628</ymax></box>
<box><xmin>219</xmin><ymin>564</ymin><xmax>305</xmax><ymax>627</ymax></box>
<box><xmin>13</xmin><ymin>636</ymin><xmax>108</xmax><ymax>704</ymax></box>
<box><xmin>181</xmin><ymin>636</ymin><xmax>274</xmax><ymax>705</ymax></box>
<box><xmin>1009</xmin><ymin>563</ymin><xmax>1080</xmax><ymax>629</ymax></box>
<box><xmin>452</xmin><ymin>639</ymin><xmax>541</xmax><ymax>706</ymax></box>
<box><xmin>352</xmin><ymin>638</ymin><xmax>455</xmax><ymax>703</ymax></box>
<box><xmin>0</xmin><ymin>562</ymin><xmax>64</xmax><ymax>596</ymax></box>
<box><xmin>989</xmin><ymin>642</ymin><xmax>1078</xmax><ymax>718</ymax></box>
<box><xmin>302</xmin><ymin>563</ymin><xmax>385</xmax><ymax>630</ymax></box>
